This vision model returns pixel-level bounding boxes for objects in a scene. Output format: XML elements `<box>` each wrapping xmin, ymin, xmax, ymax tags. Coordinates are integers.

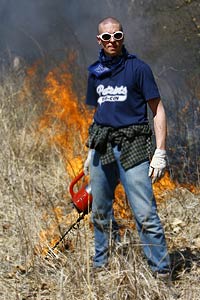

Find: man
<box><xmin>84</xmin><ymin>17</ymin><xmax>171</xmax><ymax>277</ymax></box>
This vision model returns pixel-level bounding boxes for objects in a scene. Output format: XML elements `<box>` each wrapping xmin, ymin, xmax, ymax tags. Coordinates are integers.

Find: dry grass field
<box><xmin>0</xmin><ymin>65</ymin><xmax>200</xmax><ymax>300</ymax></box>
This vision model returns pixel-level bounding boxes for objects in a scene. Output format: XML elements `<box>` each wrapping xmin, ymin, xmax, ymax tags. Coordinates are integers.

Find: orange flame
<box><xmin>153</xmin><ymin>171</ymin><xmax>177</xmax><ymax>202</ymax></box>
<box><xmin>38</xmin><ymin>62</ymin><xmax>93</xmax><ymax>177</ymax></box>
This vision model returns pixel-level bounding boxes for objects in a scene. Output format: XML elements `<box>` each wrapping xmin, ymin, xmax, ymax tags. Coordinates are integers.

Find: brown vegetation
<box><xmin>0</xmin><ymin>64</ymin><xmax>200</xmax><ymax>300</ymax></box>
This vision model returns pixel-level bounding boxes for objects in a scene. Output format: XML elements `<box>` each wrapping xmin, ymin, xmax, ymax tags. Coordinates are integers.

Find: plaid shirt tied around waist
<box><xmin>87</xmin><ymin>123</ymin><xmax>153</xmax><ymax>171</ymax></box>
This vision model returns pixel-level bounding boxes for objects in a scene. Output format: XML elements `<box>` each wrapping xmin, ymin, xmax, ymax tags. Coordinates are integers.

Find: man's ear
<box><xmin>96</xmin><ymin>36</ymin><xmax>101</xmax><ymax>45</ymax></box>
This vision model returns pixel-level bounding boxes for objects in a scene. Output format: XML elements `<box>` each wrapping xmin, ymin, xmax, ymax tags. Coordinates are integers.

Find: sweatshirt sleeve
<box><xmin>136</xmin><ymin>62</ymin><xmax>160</xmax><ymax>101</ymax></box>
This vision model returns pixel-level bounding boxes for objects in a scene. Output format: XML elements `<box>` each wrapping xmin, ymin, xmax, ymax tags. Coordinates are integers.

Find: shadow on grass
<box><xmin>170</xmin><ymin>247</ymin><xmax>200</xmax><ymax>280</ymax></box>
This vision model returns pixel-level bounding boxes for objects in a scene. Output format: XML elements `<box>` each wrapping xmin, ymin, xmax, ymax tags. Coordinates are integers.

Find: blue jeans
<box><xmin>90</xmin><ymin>146</ymin><xmax>170</xmax><ymax>273</ymax></box>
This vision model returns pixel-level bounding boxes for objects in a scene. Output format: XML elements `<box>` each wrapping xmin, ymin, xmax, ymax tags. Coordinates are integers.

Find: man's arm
<box><xmin>148</xmin><ymin>98</ymin><xmax>167</xmax><ymax>150</ymax></box>
<box><xmin>148</xmin><ymin>98</ymin><xmax>167</xmax><ymax>183</ymax></box>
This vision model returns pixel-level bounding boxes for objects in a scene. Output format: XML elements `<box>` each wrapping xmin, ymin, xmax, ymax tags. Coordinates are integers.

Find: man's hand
<box><xmin>149</xmin><ymin>149</ymin><xmax>167</xmax><ymax>183</ymax></box>
<box><xmin>83</xmin><ymin>149</ymin><xmax>92</xmax><ymax>175</ymax></box>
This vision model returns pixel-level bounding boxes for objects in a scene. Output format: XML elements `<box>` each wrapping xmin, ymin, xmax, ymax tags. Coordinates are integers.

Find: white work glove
<box><xmin>83</xmin><ymin>149</ymin><xmax>92</xmax><ymax>175</ymax></box>
<box><xmin>149</xmin><ymin>149</ymin><xmax>167</xmax><ymax>183</ymax></box>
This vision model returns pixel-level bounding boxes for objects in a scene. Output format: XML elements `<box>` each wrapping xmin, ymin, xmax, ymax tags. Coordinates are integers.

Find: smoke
<box><xmin>0</xmin><ymin>0</ymin><xmax>65</xmax><ymax>61</ymax></box>
<box><xmin>1</xmin><ymin>0</ymin><xmax>198</xmax><ymax>69</ymax></box>
<box><xmin>0</xmin><ymin>0</ymin><xmax>158</xmax><ymax>65</ymax></box>
<box><xmin>0</xmin><ymin>0</ymin><xmax>98</xmax><ymax>63</ymax></box>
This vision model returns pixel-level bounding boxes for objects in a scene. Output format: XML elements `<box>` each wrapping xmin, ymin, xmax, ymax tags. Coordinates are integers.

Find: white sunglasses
<box><xmin>97</xmin><ymin>31</ymin><xmax>124</xmax><ymax>42</ymax></box>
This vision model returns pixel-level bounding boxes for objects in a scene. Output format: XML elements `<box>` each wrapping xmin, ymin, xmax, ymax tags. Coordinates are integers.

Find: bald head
<box><xmin>98</xmin><ymin>17</ymin><xmax>123</xmax><ymax>34</ymax></box>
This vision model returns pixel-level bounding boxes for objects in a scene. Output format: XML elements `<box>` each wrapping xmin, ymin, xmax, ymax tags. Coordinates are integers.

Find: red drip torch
<box><xmin>46</xmin><ymin>171</ymin><xmax>93</xmax><ymax>256</ymax></box>
<box><xmin>69</xmin><ymin>170</ymin><xmax>92</xmax><ymax>214</ymax></box>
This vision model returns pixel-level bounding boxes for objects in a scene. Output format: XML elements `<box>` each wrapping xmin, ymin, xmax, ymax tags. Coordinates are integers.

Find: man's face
<box><xmin>97</xmin><ymin>22</ymin><xmax>124</xmax><ymax>57</ymax></box>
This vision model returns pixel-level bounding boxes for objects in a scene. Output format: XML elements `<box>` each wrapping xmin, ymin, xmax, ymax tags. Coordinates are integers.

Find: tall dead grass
<box><xmin>0</xmin><ymin>66</ymin><xmax>200</xmax><ymax>300</ymax></box>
